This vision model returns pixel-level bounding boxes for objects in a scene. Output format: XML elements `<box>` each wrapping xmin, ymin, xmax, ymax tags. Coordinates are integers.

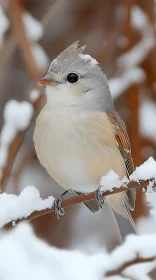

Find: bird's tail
<box><xmin>83</xmin><ymin>200</ymin><xmax>101</xmax><ymax>213</ymax></box>
<box><xmin>112</xmin><ymin>205</ymin><xmax>137</xmax><ymax>243</ymax></box>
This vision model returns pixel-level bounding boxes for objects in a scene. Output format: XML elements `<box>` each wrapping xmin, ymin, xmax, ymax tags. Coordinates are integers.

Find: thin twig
<box><xmin>41</xmin><ymin>0</ymin><xmax>64</xmax><ymax>27</ymax></box>
<box><xmin>105</xmin><ymin>256</ymin><xmax>156</xmax><ymax>277</ymax></box>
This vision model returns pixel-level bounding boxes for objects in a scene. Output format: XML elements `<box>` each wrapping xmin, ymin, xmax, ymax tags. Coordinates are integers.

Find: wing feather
<box><xmin>107</xmin><ymin>112</ymin><xmax>136</xmax><ymax>210</ymax></box>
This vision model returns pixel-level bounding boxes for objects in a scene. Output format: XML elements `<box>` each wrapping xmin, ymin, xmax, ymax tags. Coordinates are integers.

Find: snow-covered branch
<box><xmin>2</xmin><ymin>158</ymin><xmax>156</xmax><ymax>228</ymax></box>
<box><xmin>105</xmin><ymin>256</ymin><xmax>156</xmax><ymax>278</ymax></box>
<box><xmin>109</xmin><ymin>67</ymin><xmax>145</xmax><ymax>100</ymax></box>
<box><xmin>110</xmin><ymin>6</ymin><xmax>155</xmax><ymax>100</ymax></box>
<box><xmin>0</xmin><ymin>93</ymin><xmax>44</xmax><ymax>190</ymax></box>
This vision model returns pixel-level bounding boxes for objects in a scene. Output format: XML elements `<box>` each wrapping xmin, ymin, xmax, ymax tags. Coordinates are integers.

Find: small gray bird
<box><xmin>34</xmin><ymin>42</ymin><xmax>136</xmax><ymax>241</ymax></box>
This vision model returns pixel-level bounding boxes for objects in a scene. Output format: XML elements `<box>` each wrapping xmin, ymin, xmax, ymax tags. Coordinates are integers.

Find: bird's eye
<box><xmin>67</xmin><ymin>73</ymin><xmax>79</xmax><ymax>83</ymax></box>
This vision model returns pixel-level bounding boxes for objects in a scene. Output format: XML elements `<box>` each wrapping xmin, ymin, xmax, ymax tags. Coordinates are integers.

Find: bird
<box><xmin>34</xmin><ymin>41</ymin><xmax>136</xmax><ymax>240</ymax></box>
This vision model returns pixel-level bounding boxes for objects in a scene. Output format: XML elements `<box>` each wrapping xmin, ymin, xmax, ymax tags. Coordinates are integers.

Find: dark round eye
<box><xmin>67</xmin><ymin>73</ymin><xmax>79</xmax><ymax>83</ymax></box>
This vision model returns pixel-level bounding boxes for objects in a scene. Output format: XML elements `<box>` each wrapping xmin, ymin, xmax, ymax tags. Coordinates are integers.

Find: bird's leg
<box><xmin>94</xmin><ymin>186</ymin><xmax>105</xmax><ymax>208</ymax></box>
<box><xmin>53</xmin><ymin>189</ymin><xmax>78</xmax><ymax>219</ymax></box>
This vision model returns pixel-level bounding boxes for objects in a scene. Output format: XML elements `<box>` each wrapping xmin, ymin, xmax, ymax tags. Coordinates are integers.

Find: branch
<box><xmin>0</xmin><ymin>95</ymin><xmax>44</xmax><ymax>191</ymax></box>
<box><xmin>105</xmin><ymin>256</ymin><xmax>156</xmax><ymax>278</ymax></box>
<box><xmin>4</xmin><ymin>178</ymin><xmax>155</xmax><ymax>229</ymax></box>
<box><xmin>9</xmin><ymin>0</ymin><xmax>41</xmax><ymax>81</ymax></box>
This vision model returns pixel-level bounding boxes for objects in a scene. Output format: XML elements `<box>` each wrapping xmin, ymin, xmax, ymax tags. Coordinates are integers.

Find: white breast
<box><xmin>34</xmin><ymin>105</ymin><xmax>126</xmax><ymax>193</ymax></box>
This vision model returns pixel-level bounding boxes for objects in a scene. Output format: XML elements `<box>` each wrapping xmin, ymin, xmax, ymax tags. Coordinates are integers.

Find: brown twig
<box><xmin>105</xmin><ymin>256</ymin><xmax>156</xmax><ymax>277</ymax></box>
<box><xmin>41</xmin><ymin>0</ymin><xmax>64</xmax><ymax>27</ymax></box>
<box><xmin>4</xmin><ymin>178</ymin><xmax>155</xmax><ymax>228</ymax></box>
<box><xmin>9</xmin><ymin>0</ymin><xmax>41</xmax><ymax>81</ymax></box>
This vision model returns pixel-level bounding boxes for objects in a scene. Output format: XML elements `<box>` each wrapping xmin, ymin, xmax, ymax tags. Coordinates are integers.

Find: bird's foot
<box><xmin>53</xmin><ymin>195</ymin><xmax>65</xmax><ymax>219</ymax></box>
<box><xmin>94</xmin><ymin>186</ymin><xmax>105</xmax><ymax>208</ymax></box>
<box><xmin>53</xmin><ymin>189</ymin><xmax>77</xmax><ymax>219</ymax></box>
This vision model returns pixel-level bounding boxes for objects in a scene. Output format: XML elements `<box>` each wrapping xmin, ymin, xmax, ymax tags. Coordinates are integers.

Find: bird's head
<box><xmin>39</xmin><ymin>41</ymin><xmax>114</xmax><ymax>110</ymax></box>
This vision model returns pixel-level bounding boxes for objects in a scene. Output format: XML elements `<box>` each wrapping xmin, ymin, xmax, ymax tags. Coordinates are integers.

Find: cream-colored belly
<box><xmin>34</xmin><ymin>107</ymin><xmax>127</xmax><ymax>210</ymax></box>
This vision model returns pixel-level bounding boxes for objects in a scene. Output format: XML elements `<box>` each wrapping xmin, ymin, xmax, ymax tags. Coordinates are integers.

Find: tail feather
<box><xmin>84</xmin><ymin>200</ymin><xmax>101</xmax><ymax>213</ymax></box>
<box><xmin>111</xmin><ymin>206</ymin><xmax>137</xmax><ymax>243</ymax></box>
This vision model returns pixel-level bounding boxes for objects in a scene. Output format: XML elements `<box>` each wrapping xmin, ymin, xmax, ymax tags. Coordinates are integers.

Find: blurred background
<box><xmin>0</xmin><ymin>0</ymin><xmax>156</xmax><ymax>252</ymax></box>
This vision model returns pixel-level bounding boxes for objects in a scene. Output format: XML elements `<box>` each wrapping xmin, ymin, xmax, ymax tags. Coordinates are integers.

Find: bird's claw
<box><xmin>53</xmin><ymin>196</ymin><xmax>65</xmax><ymax>219</ymax></box>
<box><xmin>95</xmin><ymin>186</ymin><xmax>105</xmax><ymax>208</ymax></box>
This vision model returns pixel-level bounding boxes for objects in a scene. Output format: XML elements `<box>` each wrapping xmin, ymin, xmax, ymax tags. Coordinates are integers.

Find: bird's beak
<box><xmin>39</xmin><ymin>75</ymin><xmax>57</xmax><ymax>86</ymax></box>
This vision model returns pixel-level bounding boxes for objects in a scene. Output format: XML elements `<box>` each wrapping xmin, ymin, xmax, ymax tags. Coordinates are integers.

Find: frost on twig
<box><xmin>1</xmin><ymin>158</ymin><xmax>156</xmax><ymax>229</ymax></box>
<box><xmin>0</xmin><ymin>223</ymin><xmax>156</xmax><ymax>280</ymax></box>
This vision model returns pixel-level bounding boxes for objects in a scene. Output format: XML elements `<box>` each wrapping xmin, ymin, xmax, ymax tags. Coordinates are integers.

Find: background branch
<box><xmin>105</xmin><ymin>256</ymin><xmax>156</xmax><ymax>278</ymax></box>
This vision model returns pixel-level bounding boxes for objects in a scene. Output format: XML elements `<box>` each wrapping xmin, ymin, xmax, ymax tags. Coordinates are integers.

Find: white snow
<box><xmin>0</xmin><ymin>100</ymin><xmax>33</xmax><ymax>179</ymax></box>
<box><xmin>118</xmin><ymin>6</ymin><xmax>155</xmax><ymax>69</ymax></box>
<box><xmin>100</xmin><ymin>158</ymin><xmax>156</xmax><ymax>192</ymax></box>
<box><xmin>109</xmin><ymin>67</ymin><xmax>145</xmax><ymax>100</ymax></box>
<box><xmin>0</xmin><ymin>223</ymin><xmax>156</xmax><ymax>280</ymax></box>
<box><xmin>100</xmin><ymin>170</ymin><xmax>128</xmax><ymax>192</ymax></box>
<box><xmin>22</xmin><ymin>13</ymin><xmax>48</xmax><ymax>72</ymax></box>
<box><xmin>139</xmin><ymin>99</ymin><xmax>156</xmax><ymax>143</ymax></box>
<box><xmin>3</xmin><ymin>100</ymin><xmax>33</xmax><ymax>130</ymax></box>
<box><xmin>0</xmin><ymin>6</ymin><xmax>9</xmax><ymax>47</ymax></box>
<box><xmin>23</xmin><ymin>12</ymin><xmax>44</xmax><ymax>41</ymax></box>
<box><xmin>79</xmin><ymin>54</ymin><xmax>98</xmax><ymax>65</ymax></box>
<box><xmin>131</xmin><ymin>5</ymin><xmax>147</xmax><ymax>30</ymax></box>
<box><xmin>137</xmin><ymin>181</ymin><xmax>156</xmax><ymax>235</ymax></box>
<box><xmin>110</xmin><ymin>6</ymin><xmax>154</xmax><ymax>100</ymax></box>
<box><xmin>106</xmin><ymin>235</ymin><xmax>156</xmax><ymax>278</ymax></box>
<box><xmin>0</xmin><ymin>223</ymin><xmax>105</xmax><ymax>280</ymax></box>
<box><xmin>117</xmin><ymin>37</ymin><xmax>154</xmax><ymax>69</ymax></box>
<box><xmin>0</xmin><ymin>186</ymin><xmax>54</xmax><ymax>227</ymax></box>
<box><xmin>130</xmin><ymin>157</ymin><xmax>156</xmax><ymax>181</ymax></box>
<box><xmin>29</xmin><ymin>88</ymin><xmax>40</xmax><ymax>102</ymax></box>
<box><xmin>31</xmin><ymin>43</ymin><xmax>49</xmax><ymax>71</ymax></box>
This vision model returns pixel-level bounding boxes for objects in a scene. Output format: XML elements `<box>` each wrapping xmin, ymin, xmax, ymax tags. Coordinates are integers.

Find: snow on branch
<box><xmin>110</xmin><ymin>6</ymin><xmax>155</xmax><ymax>100</ymax></box>
<box><xmin>0</xmin><ymin>94</ymin><xmax>44</xmax><ymax>190</ymax></box>
<box><xmin>139</xmin><ymin>99</ymin><xmax>156</xmax><ymax>144</ymax></box>
<box><xmin>0</xmin><ymin>100</ymin><xmax>33</xmax><ymax>181</ymax></box>
<box><xmin>22</xmin><ymin>12</ymin><xmax>44</xmax><ymax>41</ymax></box>
<box><xmin>118</xmin><ymin>6</ymin><xmax>155</xmax><ymax>70</ymax></box>
<box><xmin>104</xmin><ymin>233</ymin><xmax>156</xmax><ymax>279</ymax></box>
<box><xmin>0</xmin><ymin>186</ymin><xmax>54</xmax><ymax>228</ymax></box>
<box><xmin>1</xmin><ymin>223</ymin><xmax>156</xmax><ymax>280</ymax></box>
<box><xmin>2</xmin><ymin>158</ymin><xmax>156</xmax><ymax>229</ymax></box>
<box><xmin>109</xmin><ymin>67</ymin><xmax>145</xmax><ymax>100</ymax></box>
